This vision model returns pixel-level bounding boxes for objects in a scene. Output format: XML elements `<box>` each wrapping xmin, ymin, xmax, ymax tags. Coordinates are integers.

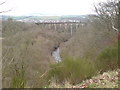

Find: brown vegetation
<box><xmin>2</xmin><ymin>20</ymin><xmax>69</xmax><ymax>87</ymax></box>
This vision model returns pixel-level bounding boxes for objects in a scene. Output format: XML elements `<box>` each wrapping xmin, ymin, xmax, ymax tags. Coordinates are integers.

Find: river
<box><xmin>52</xmin><ymin>47</ymin><xmax>62</xmax><ymax>62</ymax></box>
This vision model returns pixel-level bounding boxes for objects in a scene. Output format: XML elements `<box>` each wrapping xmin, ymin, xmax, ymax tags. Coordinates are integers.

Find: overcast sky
<box><xmin>0</xmin><ymin>0</ymin><xmax>106</xmax><ymax>16</ymax></box>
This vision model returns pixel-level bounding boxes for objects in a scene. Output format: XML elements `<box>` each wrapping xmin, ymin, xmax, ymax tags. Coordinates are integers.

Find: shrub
<box><xmin>48</xmin><ymin>57</ymin><xmax>96</xmax><ymax>84</ymax></box>
<box><xmin>96</xmin><ymin>46</ymin><xmax>118</xmax><ymax>72</ymax></box>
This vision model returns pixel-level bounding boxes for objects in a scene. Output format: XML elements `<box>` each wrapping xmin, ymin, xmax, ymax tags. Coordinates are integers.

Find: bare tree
<box><xmin>118</xmin><ymin>1</ymin><xmax>120</xmax><ymax>32</ymax></box>
<box><xmin>94</xmin><ymin>0</ymin><xmax>119</xmax><ymax>32</ymax></box>
<box><xmin>117</xmin><ymin>1</ymin><xmax>120</xmax><ymax>70</ymax></box>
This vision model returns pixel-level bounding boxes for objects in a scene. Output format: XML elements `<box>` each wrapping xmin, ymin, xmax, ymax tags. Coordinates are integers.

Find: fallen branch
<box><xmin>112</xmin><ymin>25</ymin><xmax>118</xmax><ymax>32</ymax></box>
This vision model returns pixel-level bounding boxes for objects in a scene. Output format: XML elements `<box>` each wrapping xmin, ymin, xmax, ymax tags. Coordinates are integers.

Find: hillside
<box><xmin>2</xmin><ymin>15</ymin><xmax>118</xmax><ymax>88</ymax></box>
<box><xmin>2</xmin><ymin>20</ymin><xmax>70</xmax><ymax>87</ymax></box>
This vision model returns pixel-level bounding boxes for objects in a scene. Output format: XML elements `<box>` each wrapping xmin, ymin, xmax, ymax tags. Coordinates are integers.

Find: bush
<box><xmin>48</xmin><ymin>57</ymin><xmax>96</xmax><ymax>84</ymax></box>
<box><xmin>96</xmin><ymin>46</ymin><xmax>118</xmax><ymax>72</ymax></box>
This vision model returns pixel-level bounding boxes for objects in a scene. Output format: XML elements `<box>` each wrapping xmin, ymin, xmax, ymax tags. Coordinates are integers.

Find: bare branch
<box><xmin>112</xmin><ymin>25</ymin><xmax>118</xmax><ymax>31</ymax></box>
<box><xmin>94</xmin><ymin>0</ymin><xmax>118</xmax><ymax>31</ymax></box>
<box><xmin>0</xmin><ymin>0</ymin><xmax>12</xmax><ymax>14</ymax></box>
<box><xmin>0</xmin><ymin>1</ymin><xmax>6</xmax><ymax>5</ymax></box>
<box><xmin>0</xmin><ymin>9</ymin><xmax>12</xmax><ymax>13</ymax></box>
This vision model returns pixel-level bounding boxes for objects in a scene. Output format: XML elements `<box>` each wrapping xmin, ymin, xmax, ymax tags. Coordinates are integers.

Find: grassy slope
<box><xmin>48</xmin><ymin>70</ymin><xmax>119</xmax><ymax>88</ymax></box>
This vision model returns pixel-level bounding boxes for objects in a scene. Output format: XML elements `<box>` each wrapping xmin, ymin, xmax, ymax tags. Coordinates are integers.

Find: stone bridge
<box><xmin>35</xmin><ymin>20</ymin><xmax>86</xmax><ymax>35</ymax></box>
